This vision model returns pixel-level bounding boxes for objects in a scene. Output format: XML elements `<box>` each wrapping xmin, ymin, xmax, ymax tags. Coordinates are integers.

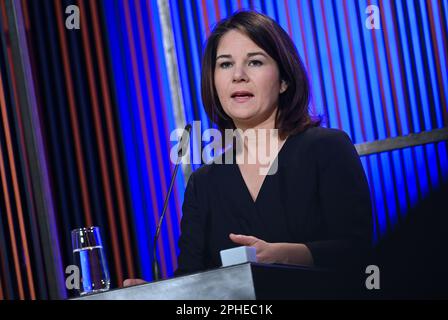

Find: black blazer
<box><xmin>175</xmin><ymin>126</ymin><xmax>372</xmax><ymax>275</ymax></box>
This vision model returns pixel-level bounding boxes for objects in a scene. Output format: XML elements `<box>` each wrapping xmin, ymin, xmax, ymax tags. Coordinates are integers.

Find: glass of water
<box><xmin>71</xmin><ymin>226</ymin><xmax>110</xmax><ymax>296</ymax></box>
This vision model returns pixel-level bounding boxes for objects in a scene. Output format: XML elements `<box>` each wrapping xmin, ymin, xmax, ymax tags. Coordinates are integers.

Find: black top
<box><xmin>175</xmin><ymin>126</ymin><xmax>372</xmax><ymax>276</ymax></box>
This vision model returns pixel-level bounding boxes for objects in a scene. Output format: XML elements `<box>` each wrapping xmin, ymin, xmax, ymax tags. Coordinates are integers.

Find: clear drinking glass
<box><xmin>71</xmin><ymin>226</ymin><xmax>110</xmax><ymax>295</ymax></box>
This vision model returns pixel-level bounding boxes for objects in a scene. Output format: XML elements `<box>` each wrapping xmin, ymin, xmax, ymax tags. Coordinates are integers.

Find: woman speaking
<box><xmin>125</xmin><ymin>10</ymin><xmax>372</xmax><ymax>286</ymax></box>
<box><xmin>175</xmin><ymin>10</ymin><xmax>372</xmax><ymax>275</ymax></box>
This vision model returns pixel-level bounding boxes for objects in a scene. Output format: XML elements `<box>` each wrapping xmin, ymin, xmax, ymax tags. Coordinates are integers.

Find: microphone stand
<box><xmin>152</xmin><ymin>124</ymin><xmax>191</xmax><ymax>281</ymax></box>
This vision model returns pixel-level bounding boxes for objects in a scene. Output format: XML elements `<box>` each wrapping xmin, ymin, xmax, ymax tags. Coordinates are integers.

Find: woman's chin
<box><xmin>230</xmin><ymin>117</ymin><xmax>261</xmax><ymax>130</ymax></box>
<box><xmin>226</xmin><ymin>109</ymin><xmax>257</xmax><ymax>122</ymax></box>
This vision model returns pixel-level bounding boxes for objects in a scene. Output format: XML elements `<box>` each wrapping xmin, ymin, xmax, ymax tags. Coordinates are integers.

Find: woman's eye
<box><xmin>219</xmin><ymin>62</ymin><xmax>232</xmax><ymax>69</ymax></box>
<box><xmin>249</xmin><ymin>60</ymin><xmax>263</xmax><ymax>67</ymax></box>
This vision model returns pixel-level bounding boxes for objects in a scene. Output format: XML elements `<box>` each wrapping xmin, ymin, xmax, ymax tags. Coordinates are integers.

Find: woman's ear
<box><xmin>280</xmin><ymin>80</ymin><xmax>288</xmax><ymax>94</ymax></box>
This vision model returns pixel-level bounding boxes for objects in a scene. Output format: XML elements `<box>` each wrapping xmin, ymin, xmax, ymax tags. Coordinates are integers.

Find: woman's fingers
<box><xmin>123</xmin><ymin>278</ymin><xmax>147</xmax><ymax>287</ymax></box>
<box><xmin>229</xmin><ymin>233</ymin><xmax>259</xmax><ymax>246</ymax></box>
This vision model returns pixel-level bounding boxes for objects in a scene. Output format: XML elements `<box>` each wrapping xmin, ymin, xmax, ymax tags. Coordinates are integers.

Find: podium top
<box><xmin>73</xmin><ymin>262</ymin><xmax>355</xmax><ymax>300</ymax></box>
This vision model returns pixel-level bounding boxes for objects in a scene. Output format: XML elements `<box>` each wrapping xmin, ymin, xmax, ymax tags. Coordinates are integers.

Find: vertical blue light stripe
<box><xmin>218</xmin><ymin>0</ymin><xmax>228</xmax><ymax>18</ymax></box>
<box><xmin>418</xmin><ymin>0</ymin><xmax>443</xmax><ymax>128</ymax></box>
<box><xmin>437</xmin><ymin>142</ymin><xmax>448</xmax><ymax>182</ymax></box>
<box><xmin>251</xmin><ymin>0</ymin><xmax>263</xmax><ymax>12</ymax></box>
<box><xmin>426</xmin><ymin>144</ymin><xmax>440</xmax><ymax>190</ymax></box>
<box><xmin>332</xmin><ymin>1</ymin><xmax>363</xmax><ymax>143</ymax></box>
<box><xmin>324</xmin><ymin>0</ymin><xmax>352</xmax><ymax>135</ymax></box>
<box><xmin>275</xmin><ymin>0</ymin><xmax>288</xmax><ymax>32</ymax></box>
<box><xmin>368</xmin><ymin>0</ymin><xmax>398</xmax><ymax>137</ymax></box>
<box><xmin>381</xmin><ymin>0</ymin><xmax>409</xmax><ymax>135</ymax></box>
<box><xmin>309</xmin><ymin>0</ymin><xmax>338</xmax><ymax>128</ymax></box>
<box><xmin>394</xmin><ymin>0</ymin><xmax>421</xmax><ymax>133</ymax></box>
<box><xmin>358</xmin><ymin>0</ymin><xmax>386</xmax><ymax>139</ymax></box>
<box><xmin>288</xmin><ymin>1</ymin><xmax>305</xmax><ymax>59</ymax></box>
<box><xmin>195</xmin><ymin>0</ymin><xmax>208</xmax><ymax>46</ymax></box>
<box><xmin>169</xmin><ymin>0</ymin><xmax>202</xmax><ymax>172</ymax></box>
<box><xmin>103</xmin><ymin>0</ymin><xmax>151</xmax><ymax>279</ymax></box>
<box><xmin>415</xmin><ymin>145</ymin><xmax>431</xmax><ymax>199</ymax></box>
<box><xmin>229</xmin><ymin>0</ymin><xmax>239</xmax><ymax>13</ymax></box>
<box><xmin>405</xmin><ymin>0</ymin><xmax>432</xmax><ymax>131</ymax></box>
<box><xmin>428</xmin><ymin>0</ymin><xmax>448</xmax><ymax>111</ymax></box>
<box><xmin>391</xmin><ymin>150</ymin><xmax>408</xmax><ymax>216</ymax></box>
<box><xmin>183</xmin><ymin>1</ymin><xmax>211</xmax><ymax>131</ymax></box>
<box><xmin>169</xmin><ymin>0</ymin><xmax>195</xmax><ymax>127</ymax></box>
<box><xmin>263</xmin><ymin>0</ymin><xmax>276</xmax><ymax>18</ymax></box>
<box><xmin>206</xmin><ymin>0</ymin><xmax>218</xmax><ymax>29</ymax></box>
<box><xmin>127</xmin><ymin>1</ymin><xmax>168</xmax><ymax>276</ymax></box>
<box><xmin>299</xmin><ymin>0</ymin><xmax>325</xmax><ymax>122</ymax></box>
<box><xmin>346</xmin><ymin>1</ymin><xmax>375</xmax><ymax>141</ymax></box>
<box><xmin>442</xmin><ymin>0</ymin><xmax>448</xmax><ymax>35</ymax></box>
<box><xmin>240</xmin><ymin>0</ymin><xmax>250</xmax><ymax>10</ymax></box>
<box><xmin>403</xmin><ymin>148</ymin><xmax>419</xmax><ymax>207</ymax></box>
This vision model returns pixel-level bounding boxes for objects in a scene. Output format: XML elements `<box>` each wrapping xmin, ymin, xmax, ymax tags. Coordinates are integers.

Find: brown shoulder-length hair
<box><xmin>201</xmin><ymin>10</ymin><xmax>320</xmax><ymax>139</ymax></box>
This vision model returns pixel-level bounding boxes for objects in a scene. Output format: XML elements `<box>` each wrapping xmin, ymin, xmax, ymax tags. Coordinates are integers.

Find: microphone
<box><xmin>152</xmin><ymin>124</ymin><xmax>192</xmax><ymax>281</ymax></box>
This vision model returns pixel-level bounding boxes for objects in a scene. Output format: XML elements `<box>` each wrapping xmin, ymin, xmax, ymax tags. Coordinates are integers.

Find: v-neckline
<box><xmin>233</xmin><ymin>136</ymin><xmax>290</xmax><ymax>205</ymax></box>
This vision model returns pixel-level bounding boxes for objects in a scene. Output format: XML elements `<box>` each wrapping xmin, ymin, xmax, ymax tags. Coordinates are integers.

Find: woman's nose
<box><xmin>232</xmin><ymin>65</ymin><xmax>248</xmax><ymax>82</ymax></box>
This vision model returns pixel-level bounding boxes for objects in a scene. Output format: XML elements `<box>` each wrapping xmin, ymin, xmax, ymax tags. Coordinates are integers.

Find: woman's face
<box><xmin>214</xmin><ymin>30</ymin><xmax>287</xmax><ymax>129</ymax></box>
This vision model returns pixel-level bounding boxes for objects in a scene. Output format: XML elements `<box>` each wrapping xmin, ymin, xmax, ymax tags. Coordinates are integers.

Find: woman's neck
<box><xmin>233</xmin><ymin>129</ymin><xmax>287</xmax><ymax>168</ymax></box>
<box><xmin>233</xmin><ymin>108</ymin><xmax>277</xmax><ymax>132</ymax></box>
<box><xmin>232</xmin><ymin>108</ymin><xmax>288</xmax><ymax>166</ymax></box>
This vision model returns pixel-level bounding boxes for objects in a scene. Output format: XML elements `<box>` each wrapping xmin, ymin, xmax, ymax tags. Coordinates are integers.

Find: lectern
<box><xmin>73</xmin><ymin>262</ymin><xmax>363</xmax><ymax>300</ymax></box>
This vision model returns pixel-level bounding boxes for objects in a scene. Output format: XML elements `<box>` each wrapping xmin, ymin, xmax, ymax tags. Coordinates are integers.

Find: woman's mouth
<box><xmin>231</xmin><ymin>91</ymin><xmax>254</xmax><ymax>103</ymax></box>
